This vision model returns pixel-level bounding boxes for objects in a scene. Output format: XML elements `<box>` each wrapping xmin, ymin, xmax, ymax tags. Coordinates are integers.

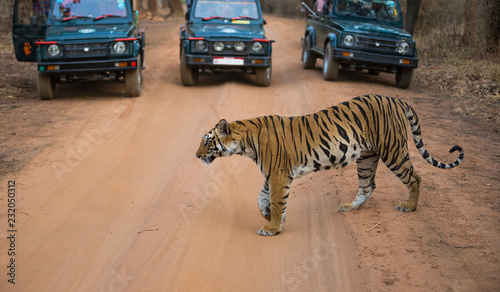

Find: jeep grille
<box><xmin>356</xmin><ymin>36</ymin><xmax>398</xmax><ymax>53</ymax></box>
<box><xmin>210</xmin><ymin>41</ymin><xmax>252</xmax><ymax>55</ymax></box>
<box><xmin>63</xmin><ymin>42</ymin><xmax>109</xmax><ymax>58</ymax></box>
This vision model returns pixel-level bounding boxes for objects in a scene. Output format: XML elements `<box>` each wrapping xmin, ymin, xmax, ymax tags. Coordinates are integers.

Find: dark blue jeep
<box><xmin>180</xmin><ymin>0</ymin><xmax>273</xmax><ymax>86</ymax></box>
<box><xmin>301</xmin><ymin>0</ymin><xmax>418</xmax><ymax>88</ymax></box>
<box><xmin>12</xmin><ymin>0</ymin><xmax>145</xmax><ymax>99</ymax></box>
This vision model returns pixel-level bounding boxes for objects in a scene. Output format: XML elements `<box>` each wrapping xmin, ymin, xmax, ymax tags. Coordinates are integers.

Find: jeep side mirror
<box><xmin>263</xmin><ymin>19</ymin><xmax>267</xmax><ymax>25</ymax></box>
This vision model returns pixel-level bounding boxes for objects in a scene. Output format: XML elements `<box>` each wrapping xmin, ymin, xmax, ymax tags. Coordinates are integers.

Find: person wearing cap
<box><xmin>349</xmin><ymin>0</ymin><xmax>372</xmax><ymax>16</ymax></box>
<box><xmin>371</xmin><ymin>0</ymin><xmax>391</xmax><ymax>18</ymax></box>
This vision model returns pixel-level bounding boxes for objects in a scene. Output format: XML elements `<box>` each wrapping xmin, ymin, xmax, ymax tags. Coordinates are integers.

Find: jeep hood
<box><xmin>188</xmin><ymin>23</ymin><xmax>265</xmax><ymax>39</ymax></box>
<box><xmin>45</xmin><ymin>24</ymin><xmax>134</xmax><ymax>41</ymax></box>
<box><xmin>335</xmin><ymin>20</ymin><xmax>411</xmax><ymax>38</ymax></box>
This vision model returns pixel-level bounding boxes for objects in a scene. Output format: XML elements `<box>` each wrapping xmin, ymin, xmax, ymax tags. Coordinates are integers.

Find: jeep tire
<box><xmin>125</xmin><ymin>57</ymin><xmax>142</xmax><ymax>97</ymax></box>
<box><xmin>302</xmin><ymin>36</ymin><xmax>316</xmax><ymax>69</ymax></box>
<box><xmin>38</xmin><ymin>74</ymin><xmax>55</xmax><ymax>100</ymax></box>
<box><xmin>323</xmin><ymin>42</ymin><xmax>339</xmax><ymax>81</ymax></box>
<box><xmin>180</xmin><ymin>48</ymin><xmax>198</xmax><ymax>86</ymax></box>
<box><xmin>396</xmin><ymin>68</ymin><xmax>413</xmax><ymax>89</ymax></box>
<box><xmin>256</xmin><ymin>63</ymin><xmax>271</xmax><ymax>87</ymax></box>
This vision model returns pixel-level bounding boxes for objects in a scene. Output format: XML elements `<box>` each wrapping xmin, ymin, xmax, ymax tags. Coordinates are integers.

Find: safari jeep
<box><xmin>301</xmin><ymin>0</ymin><xmax>418</xmax><ymax>89</ymax></box>
<box><xmin>12</xmin><ymin>0</ymin><xmax>145</xmax><ymax>99</ymax></box>
<box><xmin>180</xmin><ymin>0</ymin><xmax>273</xmax><ymax>86</ymax></box>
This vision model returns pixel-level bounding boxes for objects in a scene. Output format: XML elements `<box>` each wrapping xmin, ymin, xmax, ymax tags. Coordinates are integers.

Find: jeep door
<box><xmin>316</xmin><ymin>0</ymin><xmax>333</xmax><ymax>51</ymax></box>
<box><xmin>12</xmin><ymin>0</ymin><xmax>48</xmax><ymax>62</ymax></box>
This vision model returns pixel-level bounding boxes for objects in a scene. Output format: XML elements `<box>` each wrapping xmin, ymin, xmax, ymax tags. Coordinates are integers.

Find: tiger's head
<box><xmin>196</xmin><ymin>119</ymin><xmax>241</xmax><ymax>165</ymax></box>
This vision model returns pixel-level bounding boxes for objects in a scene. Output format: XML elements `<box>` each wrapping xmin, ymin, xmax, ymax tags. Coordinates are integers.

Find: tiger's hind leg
<box><xmin>383</xmin><ymin>151</ymin><xmax>421</xmax><ymax>212</ymax></box>
<box><xmin>395</xmin><ymin>168</ymin><xmax>421</xmax><ymax>212</ymax></box>
<box><xmin>339</xmin><ymin>151</ymin><xmax>379</xmax><ymax>212</ymax></box>
<box><xmin>258</xmin><ymin>180</ymin><xmax>271</xmax><ymax>221</ymax></box>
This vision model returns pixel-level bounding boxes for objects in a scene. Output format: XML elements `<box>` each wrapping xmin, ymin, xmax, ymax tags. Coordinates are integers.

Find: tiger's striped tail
<box><xmin>406</xmin><ymin>105</ymin><xmax>464</xmax><ymax>169</ymax></box>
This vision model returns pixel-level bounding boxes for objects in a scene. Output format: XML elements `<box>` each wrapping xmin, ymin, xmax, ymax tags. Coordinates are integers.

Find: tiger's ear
<box><xmin>217</xmin><ymin>119</ymin><xmax>231</xmax><ymax>138</ymax></box>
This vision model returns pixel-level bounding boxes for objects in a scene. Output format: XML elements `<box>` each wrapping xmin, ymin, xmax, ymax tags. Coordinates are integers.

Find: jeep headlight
<box><xmin>343</xmin><ymin>35</ymin><xmax>355</xmax><ymax>46</ymax></box>
<box><xmin>251</xmin><ymin>41</ymin><xmax>263</xmax><ymax>53</ymax></box>
<box><xmin>47</xmin><ymin>44</ymin><xmax>61</xmax><ymax>57</ymax></box>
<box><xmin>234</xmin><ymin>41</ymin><xmax>245</xmax><ymax>52</ymax></box>
<box><xmin>194</xmin><ymin>40</ymin><xmax>207</xmax><ymax>51</ymax></box>
<box><xmin>113</xmin><ymin>41</ymin><xmax>127</xmax><ymax>54</ymax></box>
<box><xmin>213</xmin><ymin>42</ymin><xmax>224</xmax><ymax>52</ymax></box>
<box><xmin>398</xmin><ymin>41</ymin><xmax>411</xmax><ymax>54</ymax></box>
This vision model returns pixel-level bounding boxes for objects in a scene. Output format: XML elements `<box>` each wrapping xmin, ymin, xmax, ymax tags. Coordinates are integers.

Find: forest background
<box><xmin>0</xmin><ymin>0</ymin><xmax>498</xmax><ymax>122</ymax></box>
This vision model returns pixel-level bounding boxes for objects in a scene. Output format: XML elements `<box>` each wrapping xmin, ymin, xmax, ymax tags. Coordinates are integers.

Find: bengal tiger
<box><xmin>195</xmin><ymin>95</ymin><xmax>464</xmax><ymax>236</ymax></box>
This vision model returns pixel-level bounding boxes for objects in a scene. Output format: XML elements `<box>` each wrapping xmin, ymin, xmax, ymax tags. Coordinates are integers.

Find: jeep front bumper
<box><xmin>37</xmin><ymin>57</ymin><xmax>140</xmax><ymax>75</ymax></box>
<box><xmin>185</xmin><ymin>54</ymin><xmax>271</xmax><ymax>68</ymax></box>
<box><xmin>333</xmin><ymin>48</ymin><xmax>418</xmax><ymax>69</ymax></box>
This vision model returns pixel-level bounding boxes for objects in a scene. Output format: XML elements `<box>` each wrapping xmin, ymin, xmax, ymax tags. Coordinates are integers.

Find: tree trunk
<box><xmin>405</xmin><ymin>0</ymin><xmax>422</xmax><ymax>36</ymax></box>
<box><xmin>462</xmin><ymin>0</ymin><xmax>477</xmax><ymax>46</ymax></box>
<box><xmin>485</xmin><ymin>0</ymin><xmax>500</xmax><ymax>53</ymax></box>
<box><xmin>148</xmin><ymin>0</ymin><xmax>157</xmax><ymax>14</ymax></box>
<box><xmin>169</xmin><ymin>0</ymin><xmax>184</xmax><ymax>15</ymax></box>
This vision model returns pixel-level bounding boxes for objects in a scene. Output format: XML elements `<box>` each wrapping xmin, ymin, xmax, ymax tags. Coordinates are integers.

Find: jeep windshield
<box><xmin>51</xmin><ymin>0</ymin><xmax>128</xmax><ymax>21</ymax></box>
<box><xmin>193</xmin><ymin>0</ymin><xmax>260</xmax><ymax>20</ymax></box>
<box><xmin>334</xmin><ymin>0</ymin><xmax>401</xmax><ymax>23</ymax></box>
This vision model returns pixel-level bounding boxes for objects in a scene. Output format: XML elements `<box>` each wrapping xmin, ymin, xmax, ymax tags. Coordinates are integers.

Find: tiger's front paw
<box><xmin>396</xmin><ymin>202</ymin><xmax>417</xmax><ymax>212</ymax></box>
<box><xmin>258</xmin><ymin>225</ymin><xmax>281</xmax><ymax>236</ymax></box>
<box><xmin>338</xmin><ymin>203</ymin><xmax>356</xmax><ymax>212</ymax></box>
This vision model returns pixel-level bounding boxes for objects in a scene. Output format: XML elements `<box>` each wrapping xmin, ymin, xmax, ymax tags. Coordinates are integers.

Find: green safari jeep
<box><xmin>12</xmin><ymin>0</ymin><xmax>145</xmax><ymax>99</ymax></box>
<box><xmin>180</xmin><ymin>0</ymin><xmax>274</xmax><ymax>86</ymax></box>
<box><xmin>301</xmin><ymin>0</ymin><xmax>418</xmax><ymax>89</ymax></box>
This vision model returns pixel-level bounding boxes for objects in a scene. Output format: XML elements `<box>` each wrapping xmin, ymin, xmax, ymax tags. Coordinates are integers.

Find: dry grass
<box><xmin>416</xmin><ymin>60</ymin><xmax>499</xmax><ymax>124</ymax></box>
<box><xmin>415</xmin><ymin>52</ymin><xmax>500</xmax><ymax>124</ymax></box>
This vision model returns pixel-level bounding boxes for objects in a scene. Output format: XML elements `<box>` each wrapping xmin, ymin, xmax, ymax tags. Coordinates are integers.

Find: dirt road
<box><xmin>1</xmin><ymin>16</ymin><xmax>499</xmax><ymax>291</ymax></box>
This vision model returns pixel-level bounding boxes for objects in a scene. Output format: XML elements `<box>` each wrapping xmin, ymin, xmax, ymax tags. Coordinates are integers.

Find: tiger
<box><xmin>195</xmin><ymin>94</ymin><xmax>464</xmax><ymax>236</ymax></box>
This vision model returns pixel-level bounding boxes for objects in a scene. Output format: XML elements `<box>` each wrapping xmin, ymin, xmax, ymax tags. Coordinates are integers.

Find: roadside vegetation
<box><xmin>403</xmin><ymin>0</ymin><xmax>500</xmax><ymax>124</ymax></box>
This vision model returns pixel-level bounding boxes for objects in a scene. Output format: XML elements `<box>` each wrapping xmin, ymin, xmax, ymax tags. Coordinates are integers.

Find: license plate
<box><xmin>213</xmin><ymin>57</ymin><xmax>244</xmax><ymax>65</ymax></box>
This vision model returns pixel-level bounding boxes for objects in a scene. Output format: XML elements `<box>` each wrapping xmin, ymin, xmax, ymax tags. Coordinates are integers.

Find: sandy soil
<box><xmin>0</xmin><ymin>16</ymin><xmax>499</xmax><ymax>291</ymax></box>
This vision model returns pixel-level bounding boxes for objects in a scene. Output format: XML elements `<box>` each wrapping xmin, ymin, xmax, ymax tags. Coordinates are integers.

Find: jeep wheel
<box><xmin>256</xmin><ymin>63</ymin><xmax>272</xmax><ymax>87</ymax></box>
<box><xmin>180</xmin><ymin>49</ymin><xmax>198</xmax><ymax>86</ymax></box>
<box><xmin>38</xmin><ymin>74</ymin><xmax>55</xmax><ymax>100</ymax></box>
<box><xmin>396</xmin><ymin>68</ymin><xmax>413</xmax><ymax>89</ymax></box>
<box><xmin>125</xmin><ymin>57</ymin><xmax>142</xmax><ymax>97</ymax></box>
<box><xmin>323</xmin><ymin>43</ymin><xmax>339</xmax><ymax>81</ymax></box>
<box><xmin>302</xmin><ymin>36</ymin><xmax>316</xmax><ymax>69</ymax></box>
